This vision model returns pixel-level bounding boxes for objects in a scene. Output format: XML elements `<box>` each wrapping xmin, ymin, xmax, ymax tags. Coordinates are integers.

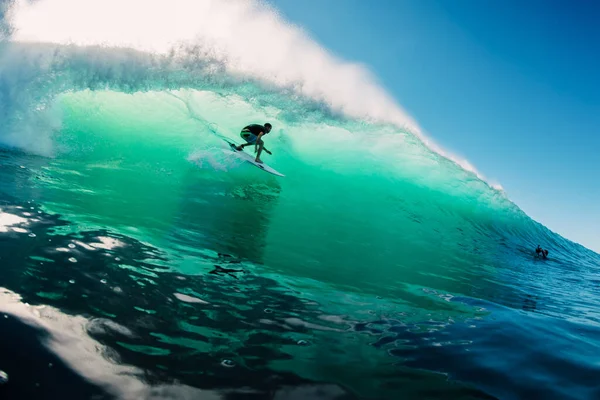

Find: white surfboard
<box><xmin>222</xmin><ymin>142</ymin><xmax>285</xmax><ymax>177</ymax></box>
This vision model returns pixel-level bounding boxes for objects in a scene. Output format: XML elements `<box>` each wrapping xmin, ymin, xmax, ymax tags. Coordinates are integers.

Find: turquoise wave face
<box><xmin>1</xmin><ymin>40</ymin><xmax>596</xmax><ymax>305</ymax></box>
<box><xmin>15</xmin><ymin>85</ymin><xmax>588</xmax><ymax>295</ymax></box>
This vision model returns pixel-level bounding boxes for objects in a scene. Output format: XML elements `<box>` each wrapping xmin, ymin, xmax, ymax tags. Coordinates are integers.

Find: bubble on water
<box><xmin>101</xmin><ymin>279</ymin><xmax>107</xmax><ymax>284</ymax></box>
<box><xmin>48</xmin><ymin>363</ymin><xmax>53</xmax><ymax>368</ymax></box>
<box><xmin>0</xmin><ymin>370</ymin><xmax>8</xmax><ymax>384</ymax></box>
<box><xmin>29</xmin><ymin>233</ymin><xmax>36</xmax><ymax>238</ymax></box>
<box><xmin>297</xmin><ymin>340</ymin><xmax>309</xmax><ymax>346</ymax></box>
<box><xmin>376</xmin><ymin>296</ymin><xmax>383</xmax><ymax>299</ymax></box>
<box><xmin>68</xmin><ymin>257</ymin><xmax>77</xmax><ymax>263</ymax></box>
<box><xmin>69</xmin><ymin>279</ymin><xmax>75</xmax><ymax>284</ymax></box>
<box><xmin>221</xmin><ymin>359</ymin><xmax>235</xmax><ymax>368</ymax></box>
<box><xmin>115</xmin><ymin>257</ymin><xmax>121</xmax><ymax>261</ymax></box>
<box><xmin>68</xmin><ymin>244</ymin><xmax>76</xmax><ymax>249</ymax></box>
<box><xmin>263</xmin><ymin>308</ymin><xmax>273</xmax><ymax>314</ymax></box>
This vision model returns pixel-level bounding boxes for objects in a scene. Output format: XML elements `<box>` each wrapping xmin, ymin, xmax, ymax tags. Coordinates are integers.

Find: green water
<box><xmin>42</xmin><ymin>89</ymin><xmax>529</xmax><ymax>298</ymax></box>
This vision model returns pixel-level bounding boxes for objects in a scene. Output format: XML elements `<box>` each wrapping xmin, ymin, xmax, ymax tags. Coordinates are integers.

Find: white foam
<box><xmin>8</xmin><ymin>0</ymin><xmax>415</xmax><ymax>128</ymax></box>
<box><xmin>0</xmin><ymin>287</ymin><xmax>218</xmax><ymax>399</ymax></box>
<box><xmin>6</xmin><ymin>0</ymin><xmax>497</xmax><ymax>187</ymax></box>
<box><xmin>0</xmin><ymin>211</ymin><xmax>28</xmax><ymax>232</ymax></box>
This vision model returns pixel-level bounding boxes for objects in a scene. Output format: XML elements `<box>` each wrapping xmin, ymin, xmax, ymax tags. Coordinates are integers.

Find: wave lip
<box><xmin>4</xmin><ymin>0</ymin><xmax>503</xmax><ymax>186</ymax></box>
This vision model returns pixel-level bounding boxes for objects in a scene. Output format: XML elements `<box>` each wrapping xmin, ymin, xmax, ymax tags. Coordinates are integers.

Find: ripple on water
<box><xmin>134</xmin><ymin>307</ymin><xmax>157</xmax><ymax>315</ymax></box>
<box><xmin>87</xmin><ymin>318</ymin><xmax>135</xmax><ymax>338</ymax></box>
<box><xmin>91</xmin><ymin>236</ymin><xmax>125</xmax><ymax>250</ymax></box>
<box><xmin>73</xmin><ymin>241</ymin><xmax>95</xmax><ymax>251</ymax></box>
<box><xmin>0</xmin><ymin>370</ymin><xmax>8</xmax><ymax>385</ymax></box>
<box><xmin>174</xmin><ymin>293</ymin><xmax>209</xmax><ymax>304</ymax></box>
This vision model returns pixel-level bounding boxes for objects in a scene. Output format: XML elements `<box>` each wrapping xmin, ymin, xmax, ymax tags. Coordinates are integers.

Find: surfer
<box><xmin>235</xmin><ymin>123</ymin><xmax>272</xmax><ymax>164</ymax></box>
<box><xmin>535</xmin><ymin>245</ymin><xmax>549</xmax><ymax>259</ymax></box>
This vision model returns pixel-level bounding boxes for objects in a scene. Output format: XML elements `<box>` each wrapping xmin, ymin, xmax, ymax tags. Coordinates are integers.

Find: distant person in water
<box><xmin>235</xmin><ymin>123</ymin><xmax>272</xmax><ymax>164</ymax></box>
<box><xmin>535</xmin><ymin>245</ymin><xmax>549</xmax><ymax>259</ymax></box>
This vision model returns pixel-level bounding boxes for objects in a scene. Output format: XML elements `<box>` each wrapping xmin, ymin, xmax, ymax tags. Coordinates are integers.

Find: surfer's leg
<box><xmin>255</xmin><ymin>139</ymin><xmax>264</xmax><ymax>163</ymax></box>
<box><xmin>237</xmin><ymin>132</ymin><xmax>256</xmax><ymax>151</ymax></box>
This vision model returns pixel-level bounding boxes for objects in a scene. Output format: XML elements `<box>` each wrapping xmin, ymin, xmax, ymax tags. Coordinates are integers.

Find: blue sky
<box><xmin>269</xmin><ymin>0</ymin><xmax>600</xmax><ymax>252</ymax></box>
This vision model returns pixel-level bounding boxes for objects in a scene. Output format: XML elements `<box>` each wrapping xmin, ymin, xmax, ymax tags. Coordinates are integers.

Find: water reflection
<box><xmin>0</xmin><ymin>200</ymin><xmax>493</xmax><ymax>399</ymax></box>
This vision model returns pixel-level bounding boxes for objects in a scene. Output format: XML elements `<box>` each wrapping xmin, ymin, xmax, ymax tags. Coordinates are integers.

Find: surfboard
<box><xmin>222</xmin><ymin>141</ymin><xmax>285</xmax><ymax>177</ymax></box>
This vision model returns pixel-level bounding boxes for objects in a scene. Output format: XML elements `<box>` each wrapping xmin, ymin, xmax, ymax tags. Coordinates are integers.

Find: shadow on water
<box><xmin>170</xmin><ymin>166</ymin><xmax>282</xmax><ymax>264</ymax></box>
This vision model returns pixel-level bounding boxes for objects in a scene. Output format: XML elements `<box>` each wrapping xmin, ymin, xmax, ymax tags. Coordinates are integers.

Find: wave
<box><xmin>0</xmin><ymin>0</ymin><xmax>597</xmax><ymax>264</ymax></box>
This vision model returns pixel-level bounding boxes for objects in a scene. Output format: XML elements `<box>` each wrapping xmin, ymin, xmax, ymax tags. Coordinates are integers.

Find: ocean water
<box><xmin>1</xmin><ymin>1</ymin><xmax>600</xmax><ymax>399</ymax></box>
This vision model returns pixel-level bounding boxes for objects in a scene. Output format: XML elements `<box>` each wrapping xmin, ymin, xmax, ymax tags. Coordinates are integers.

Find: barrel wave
<box><xmin>1</xmin><ymin>1</ymin><xmax>599</xmax><ymax>399</ymax></box>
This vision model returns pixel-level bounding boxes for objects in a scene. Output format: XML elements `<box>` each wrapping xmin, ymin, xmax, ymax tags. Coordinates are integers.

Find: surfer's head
<box><xmin>264</xmin><ymin>123</ymin><xmax>272</xmax><ymax>133</ymax></box>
